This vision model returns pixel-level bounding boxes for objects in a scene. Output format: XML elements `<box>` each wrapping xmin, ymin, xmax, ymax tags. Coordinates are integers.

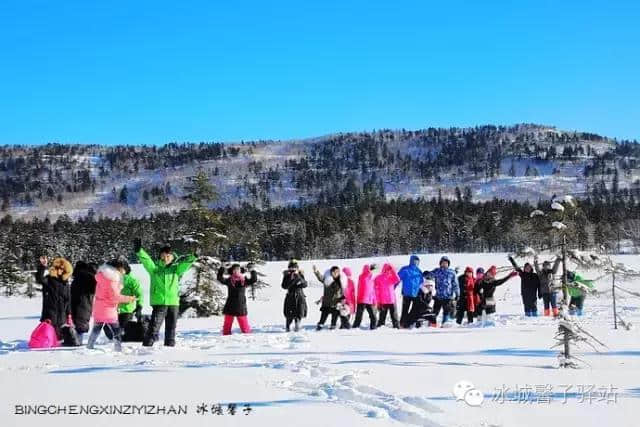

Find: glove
<box><xmin>133</xmin><ymin>238</ymin><xmax>142</xmax><ymax>252</ymax></box>
<box><xmin>135</xmin><ymin>304</ymin><xmax>143</xmax><ymax>321</ymax></box>
<box><xmin>509</xmin><ymin>271</ymin><xmax>518</xmax><ymax>278</ymax></box>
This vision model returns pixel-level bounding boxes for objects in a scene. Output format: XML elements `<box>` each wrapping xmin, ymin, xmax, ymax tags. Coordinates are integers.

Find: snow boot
<box><xmin>525</xmin><ymin>311</ymin><xmax>531</xmax><ymax>317</ymax></box>
<box><xmin>531</xmin><ymin>309</ymin><xmax>538</xmax><ymax>317</ymax></box>
<box><xmin>552</xmin><ymin>307</ymin><xmax>559</xmax><ymax>317</ymax></box>
<box><xmin>316</xmin><ymin>324</ymin><xmax>323</xmax><ymax>331</ymax></box>
<box><xmin>577</xmin><ymin>308</ymin><xmax>583</xmax><ymax>316</ymax></box>
<box><xmin>86</xmin><ymin>327</ymin><xmax>100</xmax><ymax>349</ymax></box>
<box><xmin>294</xmin><ymin>319</ymin><xmax>300</xmax><ymax>332</ymax></box>
<box><xmin>544</xmin><ymin>309</ymin><xmax>551</xmax><ymax>317</ymax></box>
<box><xmin>429</xmin><ymin>321</ymin><xmax>437</xmax><ymax>327</ymax></box>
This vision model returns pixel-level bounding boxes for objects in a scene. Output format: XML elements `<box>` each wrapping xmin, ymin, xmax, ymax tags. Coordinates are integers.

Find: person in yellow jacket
<box><xmin>134</xmin><ymin>239</ymin><xmax>197</xmax><ymax>347</ymax></box>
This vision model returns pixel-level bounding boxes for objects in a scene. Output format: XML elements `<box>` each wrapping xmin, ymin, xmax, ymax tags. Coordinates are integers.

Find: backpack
<box><xmin>122</xmin><ymin>315</ymin><xmax>150</xmax><ymax>342</ymax></box>
<box><xmin>28</xmin><ymin>321</ymin><xmax>60</xmax><ymax>349</ymax></box>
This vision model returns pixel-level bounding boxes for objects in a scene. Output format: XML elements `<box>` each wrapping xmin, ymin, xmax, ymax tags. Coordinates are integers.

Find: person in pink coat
<box><xmin>342</xmin><ymin>267</ymin><xmax>357</xmax><ymax>317</ymax></box>
<box><xmin>374</xmin><ymin>263</ymin><xmax>401</xmax><ymax>328</ymax></box>
<box><xmin>87</xmin><ymin>261</ymin><xmax>136</xmax><ymax>351</ymax></box>
<box><xmin>352</xmin><ymin>264</ymin><xmax>379</xmax><ymax>329</ymax></box>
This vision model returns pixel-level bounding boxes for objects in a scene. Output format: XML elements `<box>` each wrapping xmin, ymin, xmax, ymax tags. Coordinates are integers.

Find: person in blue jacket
<box><xmin>398</xmin><ymin>255</ymin><xmax>423</xmax><ymax>328</ymax></box>
<box><xmin>427</xmin><ymin>256</ymin><xmax>459</xmax><ymax>325</ymax></box>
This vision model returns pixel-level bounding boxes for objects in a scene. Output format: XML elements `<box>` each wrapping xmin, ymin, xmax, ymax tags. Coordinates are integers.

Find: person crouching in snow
<box><xmin>218</xmin><ymin>264</ymin><xmax>258</xmax><ymax>335</ymax></box>
<box><xmin>352</xmin><ymin>264</ymin><xmax>378</xmax><ymax>330</ymax></box>
<box><xmin>508</xmin><ymin>256</ymin><xmax>541</xmax><ymax>317</ymax></box>
<box><xmin>87</xmin><ymin>261</ymin><xmax>136</xmax><ymax>351</ymax></box>
<box><xmin>313</xmin><ymin>265</ymin><xmax>350</xmax><ymax>330</ymax></box>
<box><xmin>135</xmin><ymin>239</ymin><xmax>197</xmax><ymax>347</ymax></box>
<box><xmin>406</xmin><ymin>276</ymin><xmax>436</xmax><ymax>328</ymax></box>
<box><xmin>35</xmin><ymin>256</ymin><xmax>73</xmax><ymax>339</ymax></box>
<box><xmin>474</xmin><ymin>266</ymin><xmax>517</xmax><ymax>324</ymax></box>
<box><xmin>455</xmin><ymin>267</ymin><xmax>476</xmax><ymax>325</ymax></box>
<box><xmin>281</xmin><ymin>260</ymin><xmax>308</xmax><ymax>332</ymax></box>
<box><xmin>534</xmin><ymin>255</ymin><xmax>561</xmax><ymax>317</ymax></box>
<box><xmin>374</xmin><ymin>263</ymin><xmax>401</xmax><ymax>329</ymax></box>
<box><xmin>427</xmin><ymin>256</ymin><xmax>459</xmax><ymax>326</ymax></box>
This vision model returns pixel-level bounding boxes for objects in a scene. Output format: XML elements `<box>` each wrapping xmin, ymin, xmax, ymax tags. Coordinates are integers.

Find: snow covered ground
<box><xmin>1</xmin><ymin>253</ymin><xmax>639</xmax><ymax>427</ymax></box>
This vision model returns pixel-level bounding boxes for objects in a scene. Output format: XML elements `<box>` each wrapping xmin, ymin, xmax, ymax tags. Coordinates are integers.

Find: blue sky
<box><xmin>0</xmin><ymin>0</ymin><xmax>638</xmax><ymax>145</ymax></box>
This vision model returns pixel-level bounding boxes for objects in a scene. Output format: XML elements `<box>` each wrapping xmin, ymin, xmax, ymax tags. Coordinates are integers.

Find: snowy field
<box><xmin>1</xmin><ymin>253</ymin><xmax>639</xmax><ymax>427</ymax></box>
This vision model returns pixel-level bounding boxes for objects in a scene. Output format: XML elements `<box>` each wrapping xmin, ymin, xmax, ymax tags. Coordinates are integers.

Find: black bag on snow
<box><xmin>122</xmin><ymin>315</ymin><xmax>150</xmax><ymax>342</ymax></box>
<box><xmin>61</xmin><ymin>325</ymin><xmax>81</xmax><ymax>347</ymax></box>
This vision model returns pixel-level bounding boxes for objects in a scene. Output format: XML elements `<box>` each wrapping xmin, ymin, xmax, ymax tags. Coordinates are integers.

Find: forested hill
<box><xmin>1</xmin><ymin>123</ymin><xmax>639</xmax><ymax>220</ymax></box>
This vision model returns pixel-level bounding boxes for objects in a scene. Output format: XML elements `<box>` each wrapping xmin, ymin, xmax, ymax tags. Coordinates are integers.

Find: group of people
<box><xmin>281</xmin><ymin>254</ymin><xmax>592</xmax><ymax>332</ymax></box>
<box><xmin>34</xmin><ymin>238</ymin><xmax>263</xmax><ymax>350</ymax></box>
<box><xmin>33</xmin><ymin>242</ymin><xmax>592</xmax><ymax>350</ymax></box>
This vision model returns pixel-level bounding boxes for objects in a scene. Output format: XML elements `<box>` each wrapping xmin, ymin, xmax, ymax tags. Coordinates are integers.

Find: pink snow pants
<box><xmin>222</xmin><ymin>315</ymin><xmax>251</xmax><ymax>335</ymax></box>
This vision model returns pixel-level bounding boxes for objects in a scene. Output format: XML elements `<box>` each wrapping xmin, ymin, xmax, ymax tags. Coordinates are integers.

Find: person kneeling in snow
<box><xmin>87</xmin><ymin>261</ymin><xmax>136</xmax><ymax>351</ymax></box>
<box><xmin>218</xmin><ymin>264</ymin><xmax>258</xmax><ymax>335</ymax></box>
<box><xmin>474</xmin><ymin>266</ymin><xmax>517</xmax><ymax>324</ymax></box>
<box><xmin>134</xmin><ymin>239</ymin><xmax>197</xmax><ymax>347</ymax></box>
<box><xmin>405</xmin><ymin>276</ymin><xmax>436</xmax><ymax>328</ymax></box>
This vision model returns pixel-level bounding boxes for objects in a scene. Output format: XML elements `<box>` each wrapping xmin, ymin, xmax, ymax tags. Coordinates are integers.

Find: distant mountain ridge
<box><xmin>1</xmin><ymin>123</ymin><xmax>639</xmax><ymax>220</ymax></box>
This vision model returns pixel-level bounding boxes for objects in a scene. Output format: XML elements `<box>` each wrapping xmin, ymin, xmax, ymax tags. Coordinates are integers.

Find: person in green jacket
<box><xmin>134</xmin><ymin>238</ymin><xmax>197</xmax><ymax>347</ymax></box>
<box><xmin>567</xmin><ymin>271</ymin><xmax>595</xmax><ymax>316</ymax></box>
<box><xmin>115</xmin><ymin>258</ymin><xmax>144</xmax><ymax>326</ymax></box>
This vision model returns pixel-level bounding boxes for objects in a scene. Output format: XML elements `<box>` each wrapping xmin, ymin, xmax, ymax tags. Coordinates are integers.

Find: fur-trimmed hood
<box><xmin>96</xmin><ymin>264</ymin><xmax>123</xmax><ymax>284</ymax></box>
<box><xmin>49</xmin><ymin>258</ymin><xmax>73</xmax><ymax>282</ymax></box>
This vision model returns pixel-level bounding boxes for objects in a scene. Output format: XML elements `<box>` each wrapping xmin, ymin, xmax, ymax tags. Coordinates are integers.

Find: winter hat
<box><xmin>476</xmin><ymin>267</ymin><xmax>485</xmax><ymax>275</ymax></box>
<box><xmin>464</xmin><ymin>266</ymin><xmax>474</xmax><ymax>274</ymax></box>
<box><xmin>410</xmin><ymin>255</ymin><xmax>420</xmax><ymax>265</ymax></box>
<box><xmin>342</xmin><ymin>267</ymin><xmax>352</xmax><ymax>277</ymax></box>
<box><xmin>288</xmin><ymin>259</ymin><xmax>299</xmax><ymax>269</ymax></box>
<box><xmin>230</xmin><ymin>263</ymin><xmax>242</xmax><ymax>273</ymax></box>
<box><xmin>49</xmin><ymin>258</ymin><xmax>73</xmax><ymax>282</ymax></box>
<box><xmin>440</xmin><ymin>256</ymin><xmax>451</xmax><ymax>267</ymax></box>
<box><xmin>369</xmin><ymin>263</ymin><xmax>379</xmax><ymax>272</ymax></box>
<box><xmin>487</xmin><ymin>266</ymin><xmax>498</xmax><ymax>277</ymax></box>
<box><xmin>542</xmin><ymin>260</ymin><xmax>551</xmax><ymax>268</ymax></box>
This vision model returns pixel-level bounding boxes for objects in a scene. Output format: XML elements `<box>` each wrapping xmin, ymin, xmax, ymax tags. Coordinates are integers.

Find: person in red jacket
<box><xmin>455</xmin><ymin>267</ymin><xmax>476</xmax><ymax>325</ymax></box>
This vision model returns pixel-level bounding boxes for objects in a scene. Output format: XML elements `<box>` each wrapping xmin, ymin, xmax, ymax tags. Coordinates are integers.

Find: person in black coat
<box><xmin>218</xmin><ymin>263</ymin><xmax>258</xmax><ymax>335</ymax></box>
<box><xmin>474</xmin><ymin>265</ymin><xmax>517</xmax><ymax>319</ymax></box>
<box><xmin>70</xmin><ymin>261</ymin><xmax>97</xmax><ymax>343</ymax></box>
<box><xmin>35</xmin><ymin>255</ymin><xmax>73</xmax><ymax>338</ymax></box>
<box><xmin>509</xmin><ymin>256</ymin><xmax>541</xmax><ymax>317</ymax></box>
<box><xmin>281</xmin><ymin>260</ymin><xmax>308</xmax><ymax>332</ymax></box>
